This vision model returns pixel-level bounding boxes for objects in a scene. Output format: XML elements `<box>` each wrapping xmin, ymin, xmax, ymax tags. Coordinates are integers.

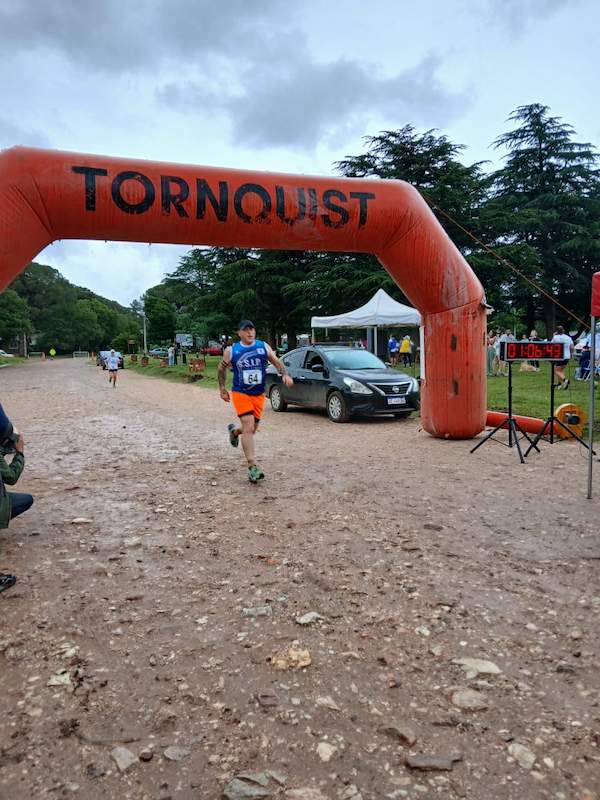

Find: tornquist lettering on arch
<box><xmin>70</xmin><ymin>166</ymin><xmax>376</xmax><ymax>228</ymax></box>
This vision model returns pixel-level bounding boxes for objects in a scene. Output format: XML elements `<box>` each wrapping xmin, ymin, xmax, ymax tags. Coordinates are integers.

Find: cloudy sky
<box><xmin>1</xmin><ymin>0</ymin><xmax>596</xmax><ymax>306</ymax></box>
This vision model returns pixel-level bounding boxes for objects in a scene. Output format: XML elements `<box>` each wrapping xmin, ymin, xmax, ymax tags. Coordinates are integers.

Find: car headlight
<box><xmin>342</xmin><ymin>377</ymin><xmax>373</xmax><ymax>394</ymax></box>
<box><xmin>411</xmin><ymin>378</ymin><xmax>420</xmax><ymax>392</ymax></box>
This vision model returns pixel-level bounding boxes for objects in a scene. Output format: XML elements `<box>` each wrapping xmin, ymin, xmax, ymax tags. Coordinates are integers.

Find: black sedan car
<box><xmin>265</xmin><ymin>345</ymin><xmax>420</xmax><ymax>422</ymax></box>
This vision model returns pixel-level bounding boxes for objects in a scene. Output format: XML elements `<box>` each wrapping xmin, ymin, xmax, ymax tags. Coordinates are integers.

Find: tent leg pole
<box><xmin>588</xmin><ymin>316</ymin><xmax>596</xmax><ymax>499</ymax></box>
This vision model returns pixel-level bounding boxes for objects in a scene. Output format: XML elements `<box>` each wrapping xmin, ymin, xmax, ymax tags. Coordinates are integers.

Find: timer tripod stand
<box><xmin>471</xmin><ymin>360</ymin><xmax>539</xmax><ymax>464</ymax></box>
<box><xmin>523</xmin><ymin>362</ymin><xmax>594</xmax><ymax>457</ymax></box>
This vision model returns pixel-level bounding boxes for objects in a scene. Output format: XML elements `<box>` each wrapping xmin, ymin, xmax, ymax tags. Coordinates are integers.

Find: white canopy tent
<box><xmin>311</xmin><ymin>288</ymin><xmax>422</xmax><ymax>361</ymax></box>
<box><xmin>311</xmin><ymin>288</ymin><xmax>421</xmax><ymax>329</ymax></box>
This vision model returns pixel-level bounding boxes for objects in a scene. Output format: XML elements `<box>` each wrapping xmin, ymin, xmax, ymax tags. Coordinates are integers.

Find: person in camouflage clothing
<box><xmin>0</xmin><ymin>402</ymin><xmax>33</xmax><ymax>591</ymax></box>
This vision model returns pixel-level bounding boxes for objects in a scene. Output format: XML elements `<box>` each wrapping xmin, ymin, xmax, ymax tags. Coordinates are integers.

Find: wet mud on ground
<box><xmin>0</xmin><ymin>359</ymin><xmax>599</xmax><ymax>799</ymax></box>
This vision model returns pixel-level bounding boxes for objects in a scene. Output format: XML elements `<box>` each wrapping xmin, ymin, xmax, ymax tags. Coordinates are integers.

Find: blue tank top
<box><xmin>231</xmin><ymin>339</ymin><xmax>268</xmax><ymax>395</ymax></box>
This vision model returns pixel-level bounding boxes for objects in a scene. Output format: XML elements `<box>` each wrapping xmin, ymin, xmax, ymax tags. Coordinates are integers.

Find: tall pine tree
<box><xmin>486</xmin><ymin>103</ymin><xmax>600</xmax><ymax>335</ymax></box>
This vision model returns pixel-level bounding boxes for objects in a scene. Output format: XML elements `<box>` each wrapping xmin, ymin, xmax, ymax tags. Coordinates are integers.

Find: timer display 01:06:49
<box><xmin>500</xmin><ymin>341</ymin><xmax>566</xmax><ymax>361</ymax></box>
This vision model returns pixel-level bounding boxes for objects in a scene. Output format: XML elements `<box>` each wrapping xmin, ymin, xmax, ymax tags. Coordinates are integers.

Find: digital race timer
<box><xmin>499</xmin><ymin>340</ymin><xmax>567</xmax><ymax>361</ymax></box>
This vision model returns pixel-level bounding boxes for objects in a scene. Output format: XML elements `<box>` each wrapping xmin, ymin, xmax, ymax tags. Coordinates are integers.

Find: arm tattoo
<box><xmin>217</xmin><ymin>359</ymin><xmax>228</xmax><ymax>390</ymax></box>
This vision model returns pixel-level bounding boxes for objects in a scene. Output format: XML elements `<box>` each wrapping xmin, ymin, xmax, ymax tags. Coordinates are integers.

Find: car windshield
<box><xmin>322</xmin><ymin>349</ymin><xmax>387</xmax><ymax>370</ymax></box>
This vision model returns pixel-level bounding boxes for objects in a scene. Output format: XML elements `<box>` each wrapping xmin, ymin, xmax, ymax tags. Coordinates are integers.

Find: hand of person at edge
<box><xmin>15</xmin><ymin>433</ymin><xmax>24</xmax><ymax>453</ymax></box>
<box><xmin>220</xmin><ymin>388</ymin><xmax>231</xmax><ymax>402</ymax></box>
<box><xmin>282</xmin><ymin>375</ymin><xmax>294</xmax><ymax>387</ymax></box>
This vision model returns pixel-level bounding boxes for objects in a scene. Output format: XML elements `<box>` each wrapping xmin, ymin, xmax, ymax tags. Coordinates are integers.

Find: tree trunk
<box><xmin>542</xmin><ymin>295</ymin><xmax>556</xmax><ymax>339</ymax></box>
<box><xmin>525</xmin><ymin>295</ymin><xmax>535</xmax><ymax>336</ymax></box>
<box><xmin>287</xmin><ymin>330</ymin><xmax>298</xmax><ymax>350</ymax></box>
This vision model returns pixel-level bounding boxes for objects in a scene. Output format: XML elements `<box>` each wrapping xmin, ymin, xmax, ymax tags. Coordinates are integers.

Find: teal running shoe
<box><xmin>227</xmin><ymin>423</ymin><xmax>239</xmax><ymax>447</ymax></box>
<box><xmin>248</xmin><ymin>464</ymin><xmax>265</xmax><ymax>483</ymax></box>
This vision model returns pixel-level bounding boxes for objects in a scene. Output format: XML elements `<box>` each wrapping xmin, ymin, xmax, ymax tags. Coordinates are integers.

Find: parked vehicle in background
<box><xmin>148</xmin><ymin>347</ymin><xmax>169</xmax><ymax>358</ymax></box>
<box><xmin>0</xmin><ymin>349</ymin><xmax>15</xmax><ymax>358</ymax></box>
<box><xmin>200</xmin><ymin>340</ymin><xmax>223</xmax><ymax>356</ymax></box>
<box><xmin>97</xmin><ymin>350</ymin><xmax>124</xmax><ymax>369</ymax></box>
<box><xmin>265</xmin><ymin>345</ymin><xmax>420</xmax><ymax>423</ymax></box>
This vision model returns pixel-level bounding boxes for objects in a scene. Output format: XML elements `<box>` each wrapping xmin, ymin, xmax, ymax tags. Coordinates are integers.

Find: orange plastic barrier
<box><xmin>486</xmin><ymin>406</ymin><xmax>584</xmax><ymax>440</ymax></box>
<box><xmin>0</xmin><ymin>146</ymin><xmax>486</xmax><ymax>438</ymax></box>
<box><xmin>485</xmin><ymin>410</ymin><xmax>547</xmax><ymax>435</ymax></box>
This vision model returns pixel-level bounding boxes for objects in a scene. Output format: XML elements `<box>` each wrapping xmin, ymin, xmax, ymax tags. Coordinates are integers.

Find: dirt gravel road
<box><xmin>1</xmin><ymin>358</ymin><xmax>599</xmax><ymax>800</ymax></box>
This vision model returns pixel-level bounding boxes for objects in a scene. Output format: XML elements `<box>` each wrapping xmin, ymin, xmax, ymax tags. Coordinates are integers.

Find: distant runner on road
<box><xmin>106</xmin><ymin>349</ymin><xmax>120</xmax><ymax>388</ymax></box>
<box><xmin>218</xmin><ymin>320</ymin><xmax>293</xmax><ymax>483</ymax></box>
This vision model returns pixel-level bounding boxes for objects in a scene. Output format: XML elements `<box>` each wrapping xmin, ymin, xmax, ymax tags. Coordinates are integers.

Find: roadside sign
<box><xmin>175</xmin><ymin>333</ymin><xmax>193</xmax><ymax>347</ymax></box>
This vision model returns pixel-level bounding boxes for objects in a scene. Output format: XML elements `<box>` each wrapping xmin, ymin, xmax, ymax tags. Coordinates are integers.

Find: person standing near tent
<box><xmin>219</xmin><ymin>320</ymin><xmax>293</xmax><ymax>483</ymax></box>
<box><xmin>552</xmin><ymin>325</ymin><xmax>574</xmax><ymax>389</ymax></box>
<box><xmin>497</xmin><ymin>330</ymin><xmax>514</xmax><ymax>377</ymax></box>
<box><xmin>387</xmin><ymin>334</ymin><xmax>399</xmax><ymax>366</ymax></box>
<box><xmin>529</xmin><ymin>328</ymin><xmax>540</xmax><ymax>370</ymax></box>
<box><xmin>487</xmin><ymin>331</ymin><xmax>497</xmax><ymax>376</ymax></box>
<box><xmin>400</xmin><ymin>335</ymin><xmax>413</xmax><ymax>367</ymax></box>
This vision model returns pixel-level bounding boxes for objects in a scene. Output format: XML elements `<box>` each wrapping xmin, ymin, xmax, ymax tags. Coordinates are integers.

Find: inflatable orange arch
<box><xmin>0</xmin><ymin>146</ymin><xmax>486</xmax><ymax>438</ymax></box>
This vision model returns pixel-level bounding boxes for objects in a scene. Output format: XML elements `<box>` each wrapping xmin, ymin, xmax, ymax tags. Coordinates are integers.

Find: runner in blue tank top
<box><xmin>218</xmin><ymin>320</ymin><xmax>293</xmax><ymax>483</ymax></box>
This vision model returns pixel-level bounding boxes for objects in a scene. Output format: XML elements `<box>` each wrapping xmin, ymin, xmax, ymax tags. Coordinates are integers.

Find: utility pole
<box><xmin>142</xmin><ymin>312</ymin><xmax>148</xmax><ymax>355</ymax></box>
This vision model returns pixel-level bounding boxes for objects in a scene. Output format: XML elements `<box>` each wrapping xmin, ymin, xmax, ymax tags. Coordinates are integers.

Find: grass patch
<box><xmin>0</xmin><ymin>356</ymin><xmax>27</xmax><ymax>367</ymax></box>
<box><xmin>124</xmin><ymin>354</ymin><xmax>221</xmax><ymax>387</ymax></box>
<box><xmin>487</xmin><ymin>361</ymin><xmax>599</xmax><ymax>432</ymax></box>
<box><xmin>123</xmin><ymin>354</ymin><xmax>599</xmax><ymax>431</ymax></box>
<box><xmin>487</xmin><ymin>362</ymin><xmax>592</xmax><ymax>415</ymax></box>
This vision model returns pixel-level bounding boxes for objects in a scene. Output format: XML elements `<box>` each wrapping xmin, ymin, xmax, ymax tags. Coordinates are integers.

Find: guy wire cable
<box><xmin>423</xmin><ymin>195</ymin><xmax>590</xmax><ymax>331</ymax></box>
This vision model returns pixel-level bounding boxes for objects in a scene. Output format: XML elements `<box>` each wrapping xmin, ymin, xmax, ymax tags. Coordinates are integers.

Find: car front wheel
<box><xmin>327</xmin><ymin>390</ymin><xmax>350</xmax><ymax>423</ymax></box>
<box><xmin>270</xmin><ymin>385</ymin><xmax>288</xmax><ymax>412</ymax></box>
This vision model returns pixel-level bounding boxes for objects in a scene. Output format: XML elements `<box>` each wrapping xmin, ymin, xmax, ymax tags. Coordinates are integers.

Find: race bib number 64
<box><xmin>243</xmin><ymin>369</ymin><xmax>262</xmax><ymax>385</ymax></box>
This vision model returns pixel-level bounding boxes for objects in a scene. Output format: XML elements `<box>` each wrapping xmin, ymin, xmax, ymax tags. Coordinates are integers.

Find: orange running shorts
<box><xmin>230</xmin><ymin>391</ymin><xmax>265</xmax><ymax>420</ymax></box>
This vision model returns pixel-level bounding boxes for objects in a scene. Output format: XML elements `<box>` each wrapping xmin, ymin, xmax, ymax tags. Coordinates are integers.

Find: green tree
<box><xmin>286</xmin><ymin>252</ymin><xmax>404</xmax><ymax>318</ymax></box>
<box><xmin>112</xmin><ymin>316</ymin><xmax>141</xmax><ymax>353</ymax></box>
<box><xmin>144</xmin><ymin>292</ymin><xmax>176</xmax><ymax>343</ymax></box>
<box><xmin>486</xmin><ymin>103</ymin><xmax>600</xmax><ymax>334</ymax></box>
<box><xmin>88</xmin><ymin>298</ymin><xmax>120</xmax><ymax>345</ymax></box>
<box><xmin>189</xmin><ymin>249</ymin><xmax>311</xmax><ymax>347</ymax></box>
<box><xmin>0</xmin><ymin>289</ymin><xmax>32</xmax><ymax>349</ymax></box>
<box><xmin>9</xmin><ymin>262</ymin><xmax>141</xmax><ymax>352</ymax></box>
<box><xmin>336</xmin><ymin>125</ymin><xmax>489</xmax><ymax>251</ymax></box>
<box><xmin>70</xmin><ymin>299</ymin><xmax>103</xmax><ymax>351</ymax></box>
<box><xmin>292</xmin><ymin>125</ymin><xmax>492</xmax><ymax>317</ymax></box>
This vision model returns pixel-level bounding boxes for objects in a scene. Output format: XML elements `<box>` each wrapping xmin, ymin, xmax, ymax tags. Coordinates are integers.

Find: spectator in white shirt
<box><xmin>497</xmin><ymin>329</ymin><xmax>515</xmax><ymax>377</ymax></box>
<box><xmin>551</xmin><ymin>325</ymin><xmax>574</xmax><ymax>389</ymax></box>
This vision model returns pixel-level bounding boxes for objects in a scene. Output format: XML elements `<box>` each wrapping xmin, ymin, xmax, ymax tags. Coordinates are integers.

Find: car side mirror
<box><xmin>311</xmin><ymin>364</ymin><xmax>324</xmax><ymax>373</ymax></box>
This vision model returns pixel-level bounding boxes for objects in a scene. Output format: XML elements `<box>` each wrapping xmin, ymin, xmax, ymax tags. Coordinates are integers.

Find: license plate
<box><xmin>387</xmin><ymin>397</ymin><xmax>406</xmax><ymax>405</ymax></box>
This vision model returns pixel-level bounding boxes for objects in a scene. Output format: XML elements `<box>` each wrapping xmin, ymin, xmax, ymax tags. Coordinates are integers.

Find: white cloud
<box><xmin>1</xmin><ymin>0</ymin><xmax>598</xmax><ymax>303</ymax></box>
<box><xmin>37</xmin><ymin>240</ymin><xmax>189</xmax><ymax>306</ymax></box>
<box><xmin>160</xmin><ymin>53</ymin><xmax>470</xmax><ymax>150</ymax></box>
